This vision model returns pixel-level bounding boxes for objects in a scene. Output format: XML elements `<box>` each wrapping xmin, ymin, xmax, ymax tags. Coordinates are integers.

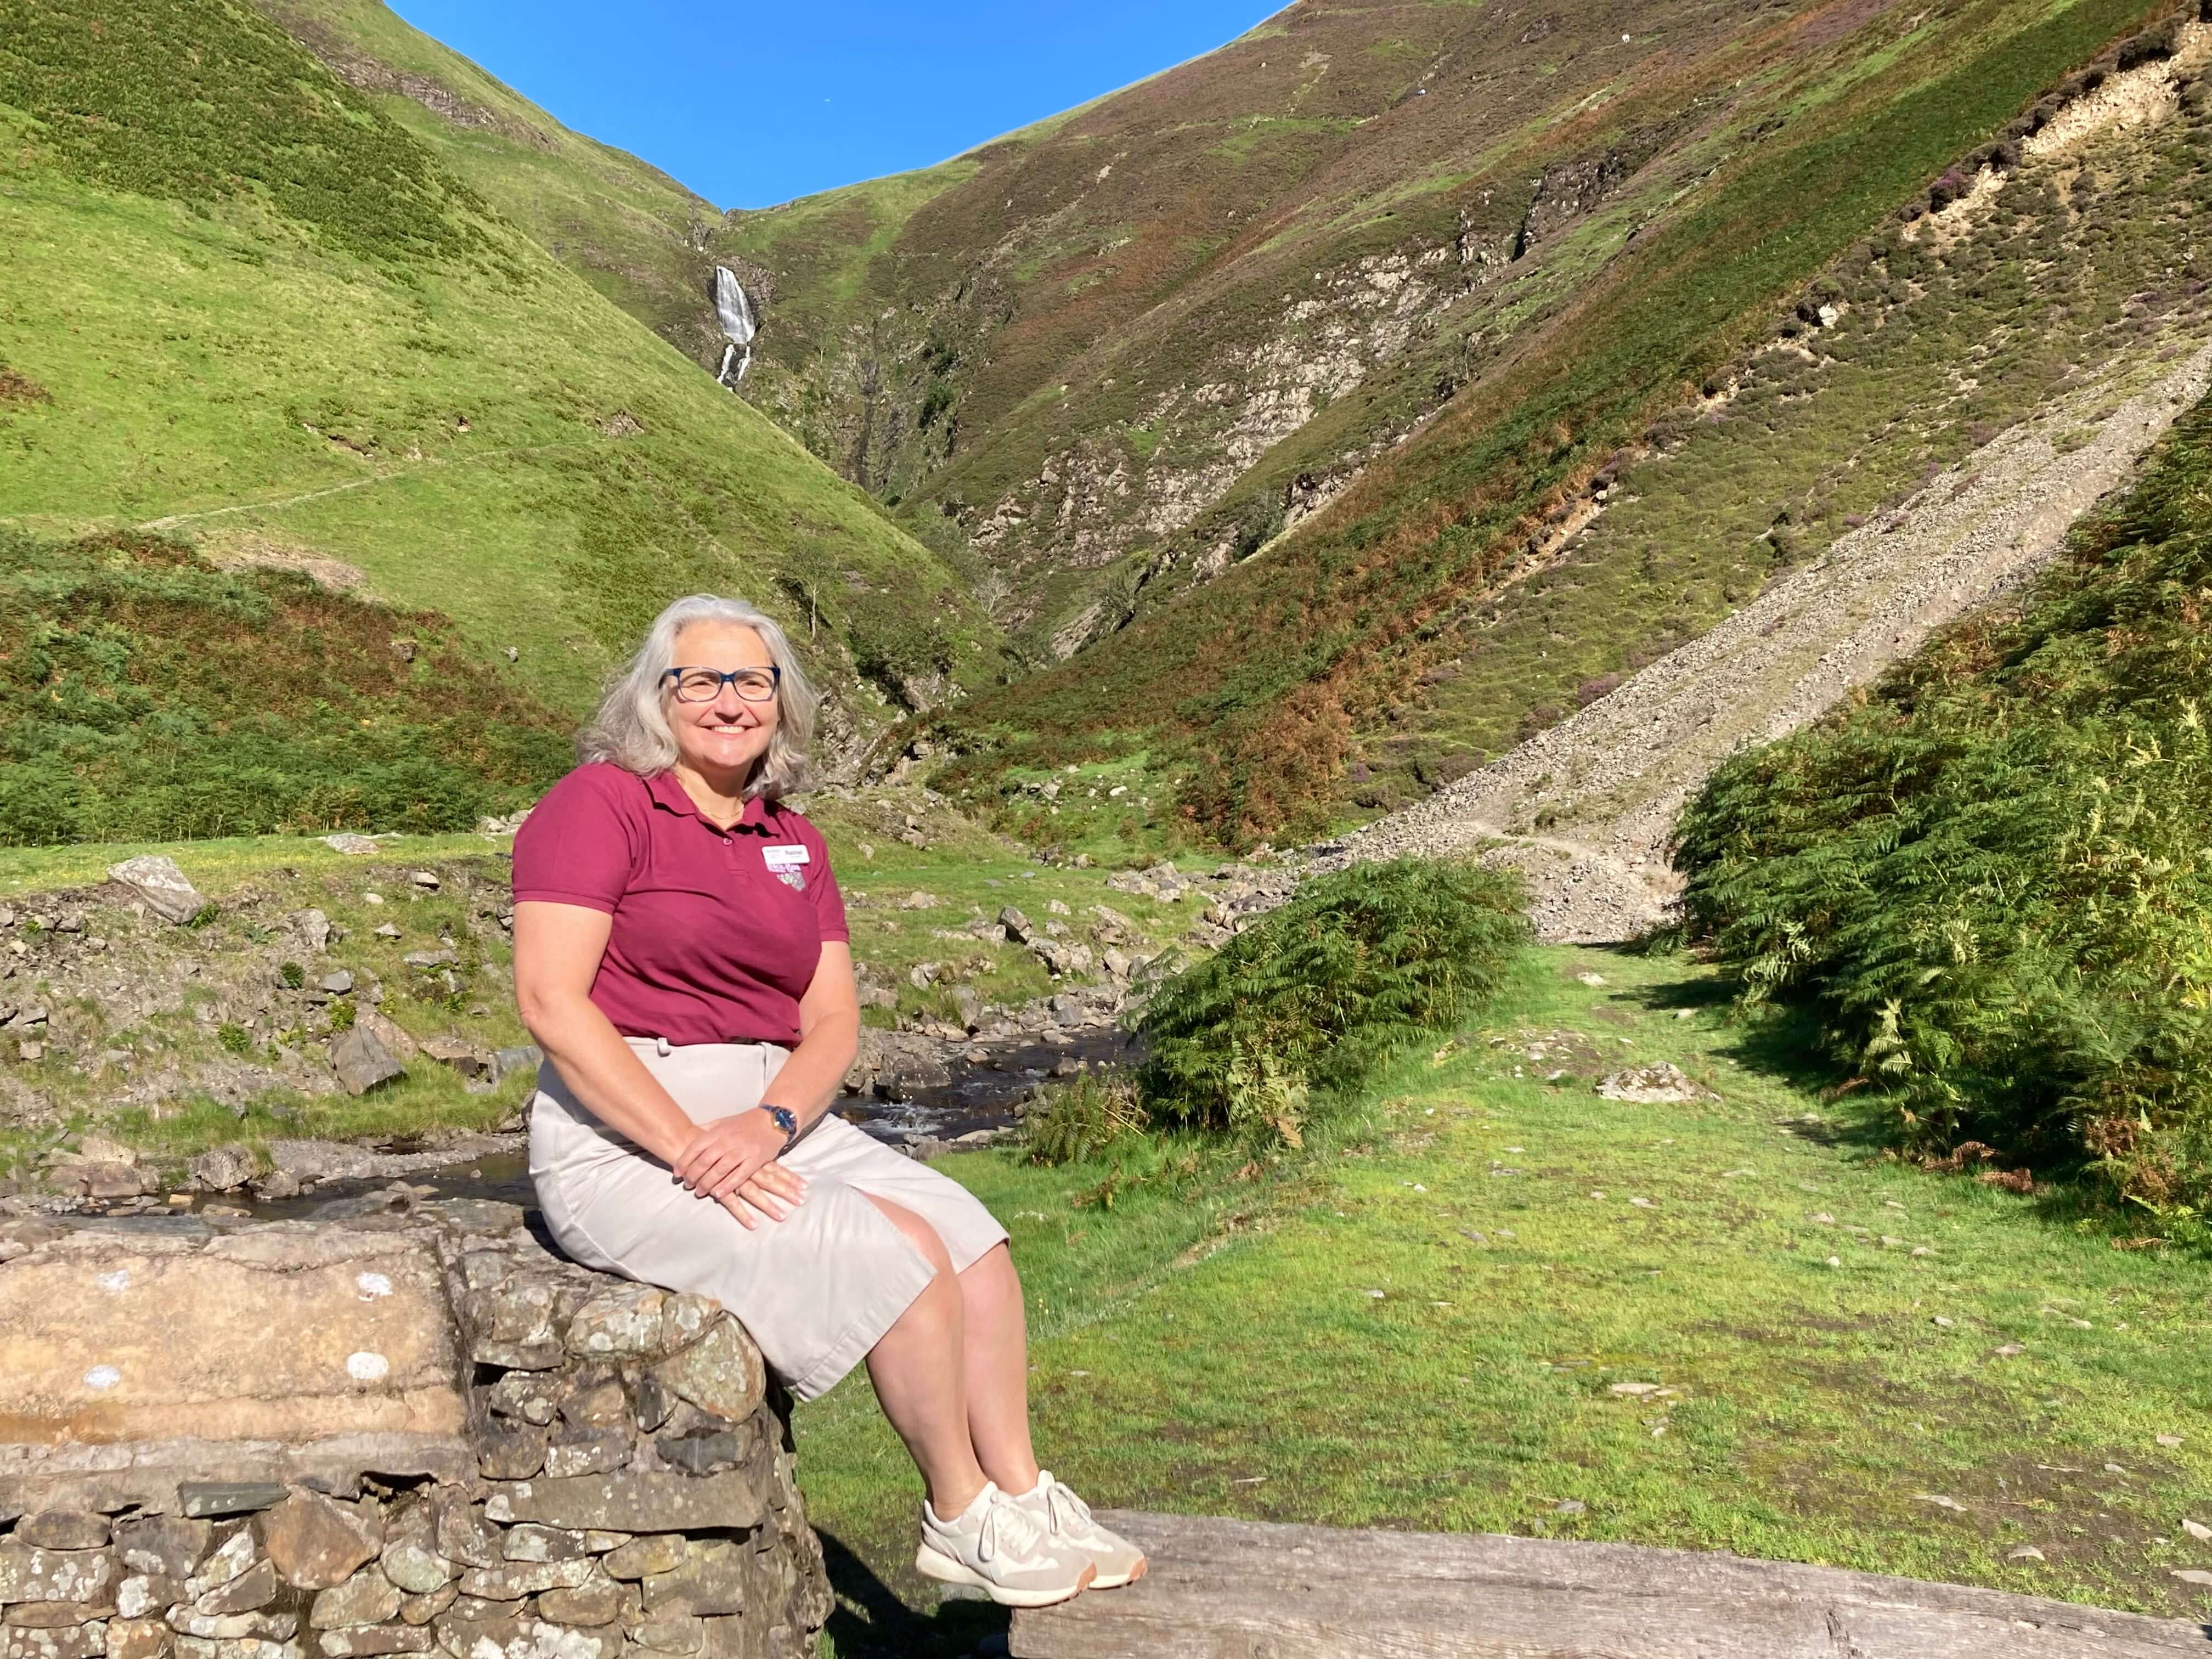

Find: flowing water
<box><xmin>227</xmin><ymin>1025</ymin><xmax>1139</xmax><ymax>1222</ymax></box>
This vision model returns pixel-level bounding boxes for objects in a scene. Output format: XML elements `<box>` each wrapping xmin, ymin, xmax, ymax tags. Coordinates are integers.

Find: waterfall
<box><xmin>712</xmin><ymin>266</ymin><xmax>757</xmax><ymax>387</ymax></box>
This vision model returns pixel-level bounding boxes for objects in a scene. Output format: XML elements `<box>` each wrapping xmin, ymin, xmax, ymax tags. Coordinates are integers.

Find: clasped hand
<box><xmin>672</xmin><ymin>1110</ymin><xmax>808</xmax><ymax>1229</ymax></box>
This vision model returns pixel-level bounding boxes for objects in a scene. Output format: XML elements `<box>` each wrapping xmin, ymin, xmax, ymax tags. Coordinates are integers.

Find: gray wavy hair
<box><xmin>578</xmin><ymin>595</ymin><xmax>816</xmax><ymax>799</ymax></box>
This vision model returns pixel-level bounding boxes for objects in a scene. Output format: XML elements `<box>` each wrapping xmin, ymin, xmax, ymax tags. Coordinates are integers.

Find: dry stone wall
<box><xmin>0</xmin><ymin>1201</ymin><xmax>830</xmax><ymax>1659</ymax></box>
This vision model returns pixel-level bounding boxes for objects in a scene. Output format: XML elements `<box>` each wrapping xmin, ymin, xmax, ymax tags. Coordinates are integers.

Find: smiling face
<box><xmin>664</xmin><ymin>620</ymin><xmax>780</xmax><ymax>785</ymax></box>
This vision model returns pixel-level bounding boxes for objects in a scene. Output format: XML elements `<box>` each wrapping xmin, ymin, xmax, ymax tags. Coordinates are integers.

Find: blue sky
<box><xmin>389</xmin><ymin>1</ymin><xmax>1284</xmax><ymax>210</ymax></box>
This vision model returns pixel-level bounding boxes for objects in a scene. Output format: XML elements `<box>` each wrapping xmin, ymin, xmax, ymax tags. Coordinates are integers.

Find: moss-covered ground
<box><xmin>795</xmin><ymin>948</ymin><xmax>2212</xmax><ymax>1656</ymax></box>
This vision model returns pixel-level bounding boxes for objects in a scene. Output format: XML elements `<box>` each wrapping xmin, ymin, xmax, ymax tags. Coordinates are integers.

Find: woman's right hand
<box><xmin>717</xmin><ymin>1163</ymin><xmax>808</xmax><ymax>1230</ymax></box>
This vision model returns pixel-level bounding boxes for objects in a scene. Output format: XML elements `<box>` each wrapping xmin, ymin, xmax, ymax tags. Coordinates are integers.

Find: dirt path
<box><xmin>133</xmin><ymin>439</ymin><xmax>592</xmax><ymax>533</ymax></box>
<box><xmin>1317</xmin><ymin>340</ymin><xmax>2212</xmax><ymax>942</ymax></box>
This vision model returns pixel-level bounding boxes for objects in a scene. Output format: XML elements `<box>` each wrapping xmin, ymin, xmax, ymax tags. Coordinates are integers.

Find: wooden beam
<box><xmin>1008</xmin><ymin>1512</ymin><xmax>2212</xmax><ymax>1658</ymax></box>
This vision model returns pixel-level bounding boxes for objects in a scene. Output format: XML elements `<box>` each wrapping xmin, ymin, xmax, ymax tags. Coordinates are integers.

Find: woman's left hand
<box><xmin>673</xmin><ymin>1110</ymin><xmax>792</xmax><ymax>1202</ymax></box>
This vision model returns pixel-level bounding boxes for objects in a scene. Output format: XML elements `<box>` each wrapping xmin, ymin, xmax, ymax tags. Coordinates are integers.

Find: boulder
<box><xmin>428</xmin><ymin>1618</ymin><xmax>618</xmax><ymax>1659</ymax></box>
<box><xmin>358</xmin><ymin>1014</ymin><xmax>419</xmax><ymax>1063</ymax></box>
<box><xmin>115</xmin><ymin>1519</ymin><xmax>211</xmax><ymax>1579</ymax></box>
<box><xmin>312</xmin><ymin>1570</ymin><xmax>405</xmax><ymax>1630</ymax></box>
<box><xmin>599</xmin><ymin>1538</ymin><xmax>684</xmax><ymax>1582</ymax></box>
<box><xmin>331</xmin><ymin>1028</ymin><xmax>404</xmax><ymax>1096</ymax></box>
<box><xmin>489</xmin><ymin>1046</ymin><xmax>543</xmax><ymax>1085</ymax></box>
<box><xmin>636</xmin><ymin>1541</ymin><xmax>755</xmax><ymax>1617</ymax></box>
<box><xmin>0</xmin><ymin>1544</ymin><xmax>115</xmax><ymax>1604</ymax></box>
<box><xmin>318</xmin><ymin>1628</ymin><xmax>434</xmax><ymax>1656</ymax></box>
<box><xmin>268</xmin><ymin>1141</ymin><xmax>382</xmax><ymax>1183</ymax></box>
<box><xmin>107</xmin><ymin>856</ymin><xmax>207</xmax><ymax>925</ymax></box>
<box><xmin>417</xmin><ymin>1037</ymin><xmax>487</xmax><ymax>1080</ymax></box>
<box><xmin>105</xmin><ymin>1618</ymin><xmax>172</xmax><ymax>1659</ymax></box>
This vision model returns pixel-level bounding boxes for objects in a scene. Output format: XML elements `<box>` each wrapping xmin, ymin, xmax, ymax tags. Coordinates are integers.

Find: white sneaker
<box><xmin>915</xmin><ymin>1482</ymin><xmax>1096</xmax><ymax>1607</ymax></box>
<box><xmin>1008</xmin><ymin>1471</ymin><xmax>1148</xmax><ymax>1589</ymax></box>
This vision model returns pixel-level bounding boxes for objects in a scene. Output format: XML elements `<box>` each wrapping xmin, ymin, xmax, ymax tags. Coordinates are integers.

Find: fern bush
<box><xmin>1139</xmin><ymin>859</ymin><xmax>1528</xmax><ymax>1141</ymax></box>
<box><xmin>1021</xmin><ymin>1072</ymin><xmax>1150</xmax><ymax>1167</ymax></box>
<box><xmin>1677</xmin><ymin>395</ymin><xmax>2212</xmax><ymax>1215</ymax></box>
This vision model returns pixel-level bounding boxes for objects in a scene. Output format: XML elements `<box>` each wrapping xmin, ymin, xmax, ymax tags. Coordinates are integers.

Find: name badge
<box><xmin>763</xmin><ymin>844</ymin><xmax>810</xmax><ymax>871</ymax></box>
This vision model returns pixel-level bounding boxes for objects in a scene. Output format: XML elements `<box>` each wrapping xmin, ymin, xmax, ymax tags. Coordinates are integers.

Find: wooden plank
<box><xmin>1009</xmin><ymin>1513</ymin><xmax>2212</xmax><ymax>1658</ymax></box>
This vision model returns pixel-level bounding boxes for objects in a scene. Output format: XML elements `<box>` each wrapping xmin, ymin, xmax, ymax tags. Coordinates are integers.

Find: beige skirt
<box><xmin>529</xmin><ymin>1037</ymin><xmax>1009</xmax><ymax>1401</ymax></box>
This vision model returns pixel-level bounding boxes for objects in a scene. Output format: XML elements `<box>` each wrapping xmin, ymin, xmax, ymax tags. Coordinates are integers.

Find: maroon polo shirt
<box><xmin>511</xmin><ymin>763</ymin><xmax>848</xmax><ymax>1047</ymax></box>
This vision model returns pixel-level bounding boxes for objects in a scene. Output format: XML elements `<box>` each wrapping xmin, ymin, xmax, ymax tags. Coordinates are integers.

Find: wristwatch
<box><xmin>758</xmin><ymin>1103</ymin><xmax>800</xmax><ymax>1155</ymax></box>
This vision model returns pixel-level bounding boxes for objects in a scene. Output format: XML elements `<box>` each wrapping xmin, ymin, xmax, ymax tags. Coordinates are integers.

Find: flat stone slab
<box><xmin>0</xmin><ymin>1224</ymin><xmax>464</xmax><ymax>1449</ymax></box>
<box><xmin>1008</xmin><ymin>1512</ymin><xmax>2212</xmax><ymax>1658</ymax></box>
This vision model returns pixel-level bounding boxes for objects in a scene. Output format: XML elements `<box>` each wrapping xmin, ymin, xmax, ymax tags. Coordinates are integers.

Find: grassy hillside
<box><xmin>0</xmin><ymin>0</ymin><xmax>1005</xmax><ymax>760</ymax></box>
<box><xmin>246</xmin><ymin>0</ymin><xmax>735</xmax><ymax>362</ymax></box>
<box><xmin>1675</xmin><ymin>386</ymin><xmax>2212</xmax><ymax>1219</ymax></box>
<box><xmin>924</xmin><ymin>0</ymin><xmax>2193</xmax><ymax>843</ymax></box>
<box><xmin>0</xmin><ymin>529</ymin><xmax>573</xmax><ymax>844</ymax></box>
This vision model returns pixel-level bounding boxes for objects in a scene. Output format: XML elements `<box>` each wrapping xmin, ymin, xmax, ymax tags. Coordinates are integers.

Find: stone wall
<box><xmin>0</xmin><ymin>1200</ymin><xmax>830</xmax><ymax>1659</ymax></box>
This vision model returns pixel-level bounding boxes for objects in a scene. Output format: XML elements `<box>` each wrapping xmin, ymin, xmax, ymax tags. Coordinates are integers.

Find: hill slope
<box><xmin>724</xmin><ymin>0</ymin><xmax>2197</xmax><ymax>844</ymax></box>
<box><xmin>245</xmin><ymin>0</ymin><xmax>740</xmax><ymax>365</ymax></box>
<box><xmin>0</xmin><ymin>0</ymin><xmax>1003</xmax><ymax>766</ymax></box>
<box><xmin>1673</xmin><ymin>377</ymin><xmax>2212</xmax><ymax>1215</ymax></box>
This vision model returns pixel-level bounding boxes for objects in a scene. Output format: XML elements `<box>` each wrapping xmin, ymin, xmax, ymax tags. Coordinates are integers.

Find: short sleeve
<box><xmin>511</xmin><ymin>765</ymin><xmax>644</xmax><ymax>913</ymax></box>
<box><xmin>792</xmin><ymin>814</ymin><xmax>849</xmax><ymax>943</ymax></box>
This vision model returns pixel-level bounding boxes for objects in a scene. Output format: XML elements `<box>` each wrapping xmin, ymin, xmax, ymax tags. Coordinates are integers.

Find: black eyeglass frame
<box><xmin>661</xmin><ymin>664</ymin><xmax>782</xmax><ymax>703</ymax></box>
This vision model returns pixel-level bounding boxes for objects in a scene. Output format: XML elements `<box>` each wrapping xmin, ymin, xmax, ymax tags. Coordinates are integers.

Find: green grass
<box><xmin>246</xmin><ymin>0</ymin><xmax>728</xmax><ymax>349</ymax></box>
<box><xmin>0</xmin><ymin>799</ymin><xmax>1213</xmax><ymax>1177</ymax></box>
<box><xmin>0</xmin><ymin>0</ymin><xmax>1005</xmax><ymax>728</ymax></box>
<box><xmin>0</xmin><ymin>531</ymin><xmax>574</xmax><ymax>844</ymax></box>
<box><xmin>795</xmin><ymin>947</ymin><xmax>2212</xmax><ymax>1655</ymax></box>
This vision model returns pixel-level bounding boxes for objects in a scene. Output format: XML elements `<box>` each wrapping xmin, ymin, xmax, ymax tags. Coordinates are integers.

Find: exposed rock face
<box><xmin>0</xmin><ymin>1204</ymin><xmax>831</xmax><ymax>1659</ymax></box>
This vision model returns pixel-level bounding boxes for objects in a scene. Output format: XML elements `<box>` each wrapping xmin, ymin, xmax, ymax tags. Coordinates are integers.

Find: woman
<box><xmin>510</xmin><ymin>594</ymin><xmax>1142</xmax><ymax>1610</ymax></box>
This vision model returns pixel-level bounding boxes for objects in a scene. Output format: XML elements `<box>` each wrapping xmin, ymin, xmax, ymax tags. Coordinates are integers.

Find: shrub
<box><xmin>1140</xmin><ymin>859</ymin><xmax>1528</xmax><ymax>1139</ymax></box>
<box><xmin>1022</xmin><ymin>1073</ymin><xmax>1150</xmax><ymax>1166</ymax></box>
<box><xmin>1676</xmin><ymin>395</ymin><xmax>2212</xmax><ymax>1213</ymax></box>
<box><xmin>0</xmin><ymin>531</ymin><xmax>570</xmax><ymax>845</ymax></box>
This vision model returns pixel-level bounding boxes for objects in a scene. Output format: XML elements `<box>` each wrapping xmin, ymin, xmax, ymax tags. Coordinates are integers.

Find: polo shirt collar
<box><xmin>645</xmin><ymin>770</ymin><xmax>781</xmax><ymax>833</ymax></box>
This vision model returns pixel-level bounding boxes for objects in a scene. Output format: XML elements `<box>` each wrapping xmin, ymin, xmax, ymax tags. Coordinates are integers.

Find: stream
<box><xmin>229</xmin><ymin>1024</ymin><xmax>1140</xmax><ymax>1222</ymax></box>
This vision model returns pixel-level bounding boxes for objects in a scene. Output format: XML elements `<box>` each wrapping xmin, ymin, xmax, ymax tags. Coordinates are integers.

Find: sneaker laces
<box><xmin>1039</xmin><ymin>1471</ymin><xmax>1094</xmax><ymax>1535</ymax></box>
<box><xmin>975</xmin><ymin>1490</ymin><xmax>1048</xmax><ymax>1565</ymax></box>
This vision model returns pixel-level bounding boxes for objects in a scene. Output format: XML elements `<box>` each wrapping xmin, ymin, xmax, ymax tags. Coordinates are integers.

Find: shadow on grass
<box><xmin>817</xmin><ymin>1530</ymin><xmax>1007</xmax><ymax>1659</ymax></box>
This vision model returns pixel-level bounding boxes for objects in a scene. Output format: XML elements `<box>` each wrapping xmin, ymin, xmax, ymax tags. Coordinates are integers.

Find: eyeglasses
<box><xmin>662</xmin><ymin>665</ymin><xmax>781</xmax><ymax>703</ymax></box>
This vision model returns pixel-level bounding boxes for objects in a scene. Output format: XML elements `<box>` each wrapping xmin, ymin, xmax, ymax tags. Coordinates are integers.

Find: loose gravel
<box><xmin>1308</xmin><ymin>341</ymin><xmax>2212</xmax><ymax>942</ymax></box>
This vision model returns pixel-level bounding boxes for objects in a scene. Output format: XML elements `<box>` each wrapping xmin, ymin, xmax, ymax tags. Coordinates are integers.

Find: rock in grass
<box><xmin>1595</xmin><ymin>1062</ymin><xmax>1709</xmax><ymax>1103</ymax></box>
<box><xmin>331</xmin><ymin>1026</ymin><xmax>404</xmax><ymax>1095</ymax></box>
<box><xmin>108</xmin><ymin>855</ymin><xmax>207</xmax><ymax>924</ymax></box>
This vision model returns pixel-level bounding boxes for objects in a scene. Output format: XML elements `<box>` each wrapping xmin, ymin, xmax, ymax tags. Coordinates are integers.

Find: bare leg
<box><xmin>958</xmin><ymin>1242</ymin><xmax>1041</xmax><ymax>1493</ymax></box>
<box><xmin>862</xmin><ymin>1195</ymin><xmax>988</xmax><ymax>1515</ymax></box>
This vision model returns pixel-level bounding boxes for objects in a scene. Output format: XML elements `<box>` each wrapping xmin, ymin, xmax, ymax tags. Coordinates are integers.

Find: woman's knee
<box><xmin>864</xmin><ymin>1193</ymin><xmax>955</xmax><ymax>1277</ymax></box>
